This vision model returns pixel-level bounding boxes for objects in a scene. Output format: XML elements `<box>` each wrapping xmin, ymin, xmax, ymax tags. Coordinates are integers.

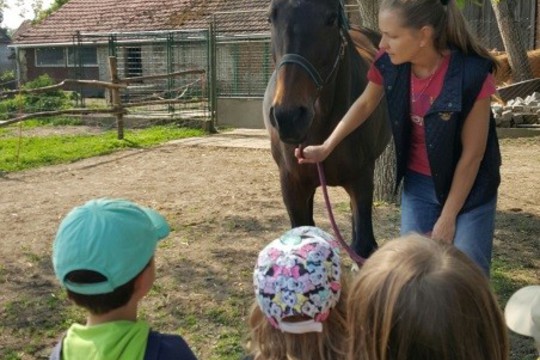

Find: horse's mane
<box><xmin>348</xmin><ymin>25</ymin><xmax>380</xmax><ymax>63</ymax></box>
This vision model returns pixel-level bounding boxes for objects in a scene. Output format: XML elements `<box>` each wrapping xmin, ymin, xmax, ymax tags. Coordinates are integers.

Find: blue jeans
<box><xmin>400</xmin><ymin>170</ymin><xmax>497</xmax><ymax>276</ymax></box>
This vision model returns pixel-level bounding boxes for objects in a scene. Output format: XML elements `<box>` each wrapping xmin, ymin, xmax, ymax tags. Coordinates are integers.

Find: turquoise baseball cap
<box><xmin>52</xmin><ymin>198</ymin><xmax>170</xmax><ymax>295</ymax></box>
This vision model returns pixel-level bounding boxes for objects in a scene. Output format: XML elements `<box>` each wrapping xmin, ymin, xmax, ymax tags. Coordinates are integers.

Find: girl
<box><xmin>296</xmin><ymin>0</ymin><xmax>501</xmax><ymax>276</ymax></box>
<box><xmin>245</xmin><ymin>226</ymin><xmax>349</xmax><ymax>360</ymax></box>
<box><xmin>347</xmin><ymin>234</ymin><xmax>509</xmax><ymax>360</ymax></box>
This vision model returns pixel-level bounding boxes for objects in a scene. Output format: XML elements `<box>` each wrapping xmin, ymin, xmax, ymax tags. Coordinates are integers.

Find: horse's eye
<box><xmin>325</xmin><ymin>12</ymin><xmax>338</xmax><ymax>26</ymax></box>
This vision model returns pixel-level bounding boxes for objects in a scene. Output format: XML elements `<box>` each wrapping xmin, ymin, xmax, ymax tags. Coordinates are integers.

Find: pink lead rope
<box><xmin>298</xmin><ymin>145</ymin><xmax>366</xmax><ymax>266</ymax></box>
<box><xmin>316</xmin><ymin>162</ymin><xmax>366</xmax><ymax>266</ymax></box>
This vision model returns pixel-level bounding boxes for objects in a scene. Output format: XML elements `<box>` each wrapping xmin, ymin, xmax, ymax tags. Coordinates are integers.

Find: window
<box><xmin>35</xmin><ymin>46</ymin><xmax>98</xmax><ymax>67</ymax></box>
<box><xmin>35</xmin><ymin>47</ymin><xmax>65</xmax><ymax>66</ymax></box>
<box><xmin>67</xmin><ymin>47</ymin><xmax>98</xmax><ymax>66</ymax></box>
<box><xmin>125</xmin><ymin>47</ymin><xmax>142</xmax><ymax>77</ymax></box>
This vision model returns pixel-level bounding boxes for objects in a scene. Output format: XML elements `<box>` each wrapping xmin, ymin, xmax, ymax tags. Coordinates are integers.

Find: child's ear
<box><xmin>133</xmin><ymin>260</ymin><xmax>155</xmax><ymax>298</ymax></box>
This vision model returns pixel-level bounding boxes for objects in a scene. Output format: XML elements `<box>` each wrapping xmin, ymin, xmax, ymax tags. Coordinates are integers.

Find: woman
<box><xmin>296</xmin><ymin>0</ymin><xmax>501</xmax><ymax>275</ymax></box>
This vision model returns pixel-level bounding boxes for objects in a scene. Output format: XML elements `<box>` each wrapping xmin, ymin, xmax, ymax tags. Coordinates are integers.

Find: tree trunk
<box><xmin>374</xmin><ymin>140</ymin><xmax>399</xmax><ymax>204</ymax></box>
<box><xmin>491</xmin><ymin>0</ymin><xmax>532</xmax><ymax>82</ymax></box>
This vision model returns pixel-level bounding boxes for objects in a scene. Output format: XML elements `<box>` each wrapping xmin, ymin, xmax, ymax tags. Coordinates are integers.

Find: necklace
<box><xmin>410</xmin><ymin>57</ymin><xmax>442</xmax><ymax>103</ymax></box>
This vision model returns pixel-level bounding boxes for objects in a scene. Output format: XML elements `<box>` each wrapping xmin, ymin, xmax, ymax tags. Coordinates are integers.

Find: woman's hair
<box><xmin>380</xmin><ymin>0</ymin><xmax>499</xmax><ymax>71</ymax></box>
<box><xmin>246</xmin><ymin>273</ymin><xmax>350</xmax><ymax>360</ymax></box>
<box><xmin>346</xmin><ymin>234</ymin><xmax>509</xmax><ymax>360</ymax></box>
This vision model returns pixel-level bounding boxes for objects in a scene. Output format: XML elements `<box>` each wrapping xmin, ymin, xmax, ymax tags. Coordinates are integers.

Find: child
<box><xmin>245</xmin><ymin>226</ymin><xmax>348</xmax><ymax>360</ymax></box>
<box><xmin>505</xmin><ymin>285</ymin><xmax>540</xmax><ymax>358</ymax></box>
<box><xmin>347</xmin><ymin>234</ymin><xmax>509</xmax><ymax>360</ymax></box>
<box><xmin>50</xmin><ymin>198</ymin><xmax>198</xmax><ymax>360</ymax></box>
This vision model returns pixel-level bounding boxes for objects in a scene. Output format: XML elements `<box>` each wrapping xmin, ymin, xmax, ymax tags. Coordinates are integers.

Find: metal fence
<box><xmin>211</xmin><ymin>10</ymin><xmax>272</xmax><ymax>98</ymax></box>
<box><xmin>74</xmin><ymin>30</ymin><xmax>211</xmax><ymax>123</ymax></box>
<box><xmin>64</xmin><ymin>5</ymin><xmax>540</xmax><ymax>126</ymax></box>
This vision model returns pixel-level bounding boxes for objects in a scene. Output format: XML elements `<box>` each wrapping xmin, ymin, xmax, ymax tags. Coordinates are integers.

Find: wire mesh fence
<box><xmin>211</xmin><ymin>10</ymin><xmax>271</xmax><ymax>98</ymax></box>
<box><xmin>75</xmin><ymin>30</ymin><xmax>211</xmax><ymax>124</ymax></box>
<box><xmin>5</xmin><ymin>3</ymin><xmax>540</xmax><ymax>129</ymax></box>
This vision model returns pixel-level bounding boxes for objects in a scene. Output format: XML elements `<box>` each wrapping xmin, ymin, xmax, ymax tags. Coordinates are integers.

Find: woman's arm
<box><xmin>295</xmin><ymin>81</ymin><xmax>384</xmax><ymax>163</ymax></box>
<box><xmin>431</xmin><ymin>96</ymin><xmax>492</xmax><ymax>242</ymax></box>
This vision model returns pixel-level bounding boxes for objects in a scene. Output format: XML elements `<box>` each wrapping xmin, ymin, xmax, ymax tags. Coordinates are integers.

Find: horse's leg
<box><xmin>345</xmin><ymin>162</ymin><xmax>377</xmax><ymax>258</ymax></box>
<box><xmin>280</xmin><ymin>171</ymin><xmax>316</xmax><ymax>227</ymax></box>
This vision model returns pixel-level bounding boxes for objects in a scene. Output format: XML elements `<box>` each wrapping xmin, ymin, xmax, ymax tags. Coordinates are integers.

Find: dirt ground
<box><xmin>0</xmin><ymin>128</ymin><xmax>539</xmax><ymax>359</ymax></box>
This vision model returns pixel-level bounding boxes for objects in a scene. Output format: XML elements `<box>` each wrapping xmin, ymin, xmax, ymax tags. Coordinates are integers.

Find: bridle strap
<box><xmin>276</xmin><ymin>29</ymin><xmax>348</xmax><ymax>91</ymax></box>
<box><xmin>278</xmin><ymin>53</ymin><xmax>325</xmax><ymax>90</ymax></box>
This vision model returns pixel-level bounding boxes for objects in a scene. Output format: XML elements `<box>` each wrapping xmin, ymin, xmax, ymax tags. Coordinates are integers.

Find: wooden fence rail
<box><xmin>0</xmin><ymin>56</ymin><xmax>207</xmax><ymax>139</ymax></box>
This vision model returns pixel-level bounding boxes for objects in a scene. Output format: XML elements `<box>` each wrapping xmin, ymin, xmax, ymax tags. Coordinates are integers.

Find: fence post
<box><xmin>108</xmin><ymin>56</ymin><xmax>124</xmax><ymax>140</ymax></box>
<box><xmin>208</xmin><ymin>18</ymin><xmax>217</xmax><ymax>132</ymax></box>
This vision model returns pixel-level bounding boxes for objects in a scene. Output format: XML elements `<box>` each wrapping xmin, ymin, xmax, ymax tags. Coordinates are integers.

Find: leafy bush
<box><xmin>0</xmin><ymin>70</ymin><xmax>16</xmax><ymax>91</ymax></box>
<box><xmin>0</xmin><ymin>74</ymin><xmax>71</xmax><ymax>119</ymax></box>
<box><xmin>21</xmin><ymin>74</ymin><xmax>70</xmax><ymax>112</ymax></box>
<box><xmin>0</xmin><ymin>70</ymin><xmax>15</xmax><ymax>83</ymax></box>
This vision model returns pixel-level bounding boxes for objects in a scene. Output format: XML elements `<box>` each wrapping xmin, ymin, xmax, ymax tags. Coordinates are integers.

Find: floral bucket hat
<box><xmin>253</xmin><ymin>226</ymin><xmax>341</xmax><ymax>333</ymax></box>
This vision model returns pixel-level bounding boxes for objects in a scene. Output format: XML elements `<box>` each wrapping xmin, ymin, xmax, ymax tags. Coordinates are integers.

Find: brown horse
<box><xmin>263</xmin><ymin>0</ymin><xmax>391</xmax><ymax>258</ymax></box>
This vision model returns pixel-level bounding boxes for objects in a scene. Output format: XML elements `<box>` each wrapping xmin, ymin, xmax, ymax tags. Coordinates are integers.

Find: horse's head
<box><xmin>267</xmin><ymin>0</ymin><xmax>347</xmax><ymax>144</ymax></box>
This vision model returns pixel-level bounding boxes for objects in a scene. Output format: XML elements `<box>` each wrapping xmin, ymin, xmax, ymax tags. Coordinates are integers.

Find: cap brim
<box><xmin>504</xmin><ymin>285</ymin><xmax>540</xmax><ymax>337</ymax></box>
<box><xmin>142</xmin><ymin>207</ymin><xmax>170</xmax><ymax>240</ymax></box>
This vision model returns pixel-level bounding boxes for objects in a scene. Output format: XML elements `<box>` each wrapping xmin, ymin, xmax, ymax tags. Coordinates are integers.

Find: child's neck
<box><xmin>86</xmin><ymin>302</ymin><xmax>138</xmax><ymax>326</ymax></box>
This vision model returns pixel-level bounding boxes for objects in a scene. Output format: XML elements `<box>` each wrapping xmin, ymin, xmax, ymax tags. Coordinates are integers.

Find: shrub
<box><xmin>21</xmin><ymin>74</ymin><xmax>70</xmax><ymax>112</ymax></box>
<box><xmin>0</xmin><ymin>75</ymin><xmax>71</xmax><ymax>119</ymax></box>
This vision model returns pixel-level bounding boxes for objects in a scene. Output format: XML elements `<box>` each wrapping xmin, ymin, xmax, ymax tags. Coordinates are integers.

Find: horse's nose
<box><xmin>272</xmin><ymin>105</ymin><xmax>311</xmax><ymax>144</ymax></box>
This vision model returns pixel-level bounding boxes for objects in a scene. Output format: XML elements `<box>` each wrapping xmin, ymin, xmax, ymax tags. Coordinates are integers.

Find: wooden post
<box><xmin>108</xmin><ymin>56</ymin><xmax>124</xmax><ymax>140</ymax></box>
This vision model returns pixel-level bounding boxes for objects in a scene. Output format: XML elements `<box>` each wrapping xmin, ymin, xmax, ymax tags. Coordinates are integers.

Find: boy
<box><xmin>50</xmin><ymin>198</ymin><xmax>198</xmax><ymax>360</ymax></box>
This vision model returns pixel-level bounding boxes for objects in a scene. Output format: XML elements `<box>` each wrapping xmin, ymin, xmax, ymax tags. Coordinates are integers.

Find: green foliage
<box><xmin>0</xmin><ymin>124</ymin><xmax>204</xmax><ymax>172</ymax></box>
<box><xmin>0</xmin><ymin>70</ymin><xmax>15</xmax><ymax>83</ymax></box>
<box><xmin>35</xmin><ymin>0</ymin><xmax>70</xmax><ymax>22</ymax></box>
<box><xmin>0</xmin><ymin>75</ymin><xmax>70</xmax><ymax>119</ymax></box>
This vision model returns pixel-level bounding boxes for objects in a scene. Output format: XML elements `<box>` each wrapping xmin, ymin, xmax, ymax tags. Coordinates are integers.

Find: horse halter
<box><xmin>276</xmin><ymin>29</ymin><xmax>348</xmax><ymax>92</ymax></box>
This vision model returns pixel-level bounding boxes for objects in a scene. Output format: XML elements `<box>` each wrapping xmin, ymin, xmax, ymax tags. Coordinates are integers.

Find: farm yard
<box><xmin>0</xmin><ymin>127</ymin><xmax>539</xmax><ymax>359</ymax></box>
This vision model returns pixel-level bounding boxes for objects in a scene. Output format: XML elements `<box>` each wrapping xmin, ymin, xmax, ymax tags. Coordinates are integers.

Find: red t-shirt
<box><xmin>367</xmin><ymin>51</ymin><xmax>496</xmax><ymax>176</ymax></box>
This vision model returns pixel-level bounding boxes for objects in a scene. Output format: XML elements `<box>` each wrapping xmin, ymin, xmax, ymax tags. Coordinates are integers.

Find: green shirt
<box><xmin>62</xmin><ymin>320</ymin><xmax>150</xmax><ymax>360</ymax></box>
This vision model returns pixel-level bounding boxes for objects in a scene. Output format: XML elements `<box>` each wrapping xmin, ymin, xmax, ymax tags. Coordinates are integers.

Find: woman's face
<box><xmin>378</xmin><ymin>9</ymin><xmax>425</xmax><ymax>65</ymax></box>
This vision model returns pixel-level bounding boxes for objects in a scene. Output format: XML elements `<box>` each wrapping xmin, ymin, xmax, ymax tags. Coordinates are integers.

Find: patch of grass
<box><xmin>491</xmin><ymin>258</ymin><xmax>537</xmax><ymax>303</ymax></box>
<box><xmin>0</xmin><ymin>124</ymin><xmax>205</xmax><ymax>172</ymax></box>
<box><xmin>205</xmin><ymin>307</ymin><xmax>238</xmax><ymax>327</ymax></box>
<box><xmin>3</xmin><ymin>350</ymin><xmax>23</xmax><ymax>360</ymax></box>
<box><xmin>210</xmin><ymin>330</ymin><xmax>245</xmax><ymax>360</ymax></box>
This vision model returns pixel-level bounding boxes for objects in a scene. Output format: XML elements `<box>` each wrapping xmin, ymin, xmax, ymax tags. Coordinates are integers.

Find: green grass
<box><xmin>0</xmin><ymin>123</ymin><xmax>205</xmax><ymax>172</ymax></box>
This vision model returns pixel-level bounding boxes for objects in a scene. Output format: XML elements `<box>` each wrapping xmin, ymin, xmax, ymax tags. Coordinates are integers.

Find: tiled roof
<box><xmin>13</xmin><ymin>0</ymin><xmax>270</xmax><ymax>45</ymax></box>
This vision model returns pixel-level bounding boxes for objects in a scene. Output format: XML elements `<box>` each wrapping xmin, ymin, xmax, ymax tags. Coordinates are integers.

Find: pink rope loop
<box><xmin>296</xmin><ymin>145</ymin><xmax>365</xmax><ymax>265</ymax></box>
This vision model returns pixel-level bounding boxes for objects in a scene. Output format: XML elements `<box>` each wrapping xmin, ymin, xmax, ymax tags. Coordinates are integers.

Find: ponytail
<box><xmin>444</xmin><ymin>0</ymin><xmax>500</xmax><ymax>72</ymax></box>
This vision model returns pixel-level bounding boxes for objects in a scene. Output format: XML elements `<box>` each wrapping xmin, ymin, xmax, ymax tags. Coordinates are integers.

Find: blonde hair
<box><xmin>347</xmin><ymin>234</ymin><xmax>509</xmax><ymax>360</ymax></box>
<box><xmin>246</xmin><ymin>274</ymin><xmax>350</xmax><ymax>360</ymax></box>
<box><xmin>380</xmin><ymin>0</ymin><xmax>499</xmax><ymax>71</ymax></box>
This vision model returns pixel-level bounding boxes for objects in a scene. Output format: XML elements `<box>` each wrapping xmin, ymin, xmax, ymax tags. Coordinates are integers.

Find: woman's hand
<box><xmin>295</xmin><ymin>143</ymin><xmax>330</xmax><ymax>164</ymax></box>
<box><xmin>431</xmin><ymin>214</ymin><xmax>456</xmax><ymax>244</ymax></box>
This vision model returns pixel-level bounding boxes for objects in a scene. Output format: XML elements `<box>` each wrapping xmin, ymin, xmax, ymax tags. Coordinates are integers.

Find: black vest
<box><xmin>375</xmin><ymin>49</ymin><xmax>501</xmax><ymax>211</ymax></box>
